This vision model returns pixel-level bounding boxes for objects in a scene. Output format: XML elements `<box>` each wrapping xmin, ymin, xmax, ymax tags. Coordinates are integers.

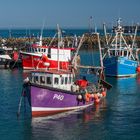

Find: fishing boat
<box><xmin>17</xmin><ymin>33</ymin><xmax>112</xmax><ymax>117</ymax></box>
<box><xmin>0</xmin><ymin>47</ymin><xmax>12</xmax><ymax>68</ymax></box>
<box><xmin>20</xmin><ymin>25</ymin><xmax>76</xmax><ymax>70</ymax></box>
<box><xmin>102</xmin><ymin>18</ymin><xmax>140</xmax><ymax>77</ymax></box>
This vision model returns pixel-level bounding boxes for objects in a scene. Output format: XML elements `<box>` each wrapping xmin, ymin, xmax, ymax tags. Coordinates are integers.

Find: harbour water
<box><xmin>0</xmin><ymin>29</ymin><xmax>106</xmax><ymax>38</ymax></box>
<box><xmin>0</xmin><ymin>29</ymin><xmax>89</xmax><ymax>38</ymax></box>
<box><xmin>0</xmin><ymin>50</ymin><xmax>140</xmax><ymax>140</ymax></box>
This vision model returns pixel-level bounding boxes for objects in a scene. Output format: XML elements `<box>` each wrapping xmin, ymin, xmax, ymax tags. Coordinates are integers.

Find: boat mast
<box><xmin>103</xmin><ymin>23</ymin><xmax>109</xmax><ymax>45</ymax></box>
<box><xmin>96</xmin><ymin>33</ymin><xmax>103</xmax><ymax>68</ymax></box>
<box><xmin>89</xmin><ymin>16</ymin><xmax>93</xmax><ymax>34</ymax></box>
<box><xmin>57</xmin><ymin>24</ymin><xmax>61</xmax><ymax>70</ymax></box>
<box><xmin>72</xmin><ymin>34</ymin><xmax>85</xmax><ymax>65</ymax></box>
<box><xmin>39</xmin><ymin>21</ymin><xmax>45</xmax><ymax>46</ymax></box>
<box><xmin>132</xmin><ymin>25</ymin><xmax>138</xmax><ymax>49</ymax></box>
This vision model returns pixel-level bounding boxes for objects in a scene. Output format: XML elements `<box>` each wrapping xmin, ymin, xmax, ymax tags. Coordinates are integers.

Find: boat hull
<box><xmin>103</xmin><ymin>56</ymin><xmax>138</xmax><ymax>77</ymax></box>
<box><xmin>30</xmin><ymin>84</ymin><xmax>94</xmax><ymax>117</ymax></box>
<box><xmin>21</xmin><ymin>53</ymin><xmax>69</xmax><ymax>70</ymax></box>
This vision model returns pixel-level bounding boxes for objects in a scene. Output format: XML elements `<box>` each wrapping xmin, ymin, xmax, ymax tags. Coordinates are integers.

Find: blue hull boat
<box><xmin>103</xmin><ymin>56</ymin><xmax>139</xmax><ymax>77</ymax></box>
<box><xmin>102</xmin><ymin>18</ymin><xmax>140</xmax><ymax>78</ymax></box>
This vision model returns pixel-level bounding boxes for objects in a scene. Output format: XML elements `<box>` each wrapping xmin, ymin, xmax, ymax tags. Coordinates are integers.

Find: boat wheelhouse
<box><xmin>20</xmin><ymin>45</ymin><xmax>75</xmax><ymax>70</ymax></box>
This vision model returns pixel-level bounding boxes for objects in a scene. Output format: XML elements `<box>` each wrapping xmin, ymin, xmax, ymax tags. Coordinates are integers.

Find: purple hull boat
<box><xmin>20</xmin><ymin>67</ymin><xmax>110</xmax><ymax>118</ymax></box>
<box><xmin>31</xmin><ymin>84</ymin><xmax>94</xmax><ymax>117</ymax></box>
<box><xmin>17</xmin><ymin>32</ymin><xmax>112</xmax><ymax>118</ymax></box>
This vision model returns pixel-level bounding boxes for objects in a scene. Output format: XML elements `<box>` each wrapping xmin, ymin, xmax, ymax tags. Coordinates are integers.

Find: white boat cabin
<box><xmin>102</xmin><ymin>18</ymin><xmax>138</xmax><ymax>61</ymax></box>
<box><xmin>24</xmin><ymin>46</ymin><xmax>74</xmax><ymax>62</ymax></box>
<box><xmin>104</xmin><ymin>47</ymin><xmax>138</xmax><ymax>60</ymax></box>
<box><xmin>30</xmin><ymin>70</ymin><xmax>74</xmax><ymax>91</ymax></box>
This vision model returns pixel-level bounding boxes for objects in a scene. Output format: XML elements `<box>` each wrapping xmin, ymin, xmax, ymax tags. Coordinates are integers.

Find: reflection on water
<box><xmin>105</xmin><ymin>76</ymin><xmax>140</xmax><ymax>139</ymax></box>
<box><xmin>83</xmin><ymin>100</ymin><xmax>107</xmax><ymax>123</ymax></box>
<box><xmin>30</xmin><ymin>100</ymin><xmax>107</xmax><ymax>140</ymax></box>
<box><xmin>19</xmin><ymin>62</ymin><xmax>140</xmax><ymax>140</ymax></box>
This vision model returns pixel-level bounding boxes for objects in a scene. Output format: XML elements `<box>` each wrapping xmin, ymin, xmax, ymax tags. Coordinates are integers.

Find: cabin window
<box><xmin>65</xmin><ymin>77</ymin><xmax>68</xmax><ymax>84</ymax></box>
<box><xmin>38</xmin><ymin>48</ymin><xmax>40</xmax><ymax>52</ymax></box>
<box><xmin>61</xmin><ymin>77</ymin><xmax>64</xmax><ymax>85</ymax></box>
<box><xmin>40</xmin><ymin>76</ymin><xmax>45</xmax><ymax>84</ymax></box>
<box><xmin>31</xmin><ymin>75</ymin><xmax>34</xmax><ymax>83</ymax></box>
<box><xmin>54</xmin><ymin>77</ymin><xmax>59</xmax><ymax>85</ymax></box>
<box><xmin>69</xmin><ymin>77</ymin><xmax>72</xmax><ymax>84</ymax></box>
<box><xmin>46</xmin><ymin>77</ymin><xmax>52</xmax><ymax>84</ymax></box>
<box><xmin>34</xmin><ymin>76</ymin><xmax>39</xmax><ymax>83</ymax></box>
<box><xmin>109</xmin><ymin>50</ymin><xmax>112</xmax><ymax>56</ymax></box>
<box><xmin>48</xmin><ymin>48</ymin><xmax>51</xmax><ymax>58</ymax></box>
<box><xmin>112</xmin><ymin>50</ymin><xmax>115</xmax><ymax>55</ymax></box>
<box><xmin>124</xmin><ymin>51</ymin><xmax>127</xmax><ymax>56</ymax></box>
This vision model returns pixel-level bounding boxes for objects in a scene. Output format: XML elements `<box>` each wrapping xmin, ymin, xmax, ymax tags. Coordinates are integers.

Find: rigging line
<box><xmin>91</xmin><ymin>37</ymin><xmax>95</xmax><ymax>66</ymax></box>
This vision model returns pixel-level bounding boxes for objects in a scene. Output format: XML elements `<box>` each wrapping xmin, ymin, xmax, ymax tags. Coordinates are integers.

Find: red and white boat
<box><xmin>20</xmin><ymin>26</ymin><xmax>76</xmax><ymax>70</ymax></box>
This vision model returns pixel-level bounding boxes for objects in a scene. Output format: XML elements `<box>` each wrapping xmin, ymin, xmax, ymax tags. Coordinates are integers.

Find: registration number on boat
<box><xmin>53</xmin><ymin>94</ymin><xmax>64</xmax><ymax>101</ymax></box>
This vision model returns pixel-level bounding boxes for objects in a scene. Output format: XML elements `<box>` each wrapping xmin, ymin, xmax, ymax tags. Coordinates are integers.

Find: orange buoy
<box><xmin>95</xmin><ymin>98</ymin><xmax>100</xmax><ymax>104</ymax></box>
<box><xmin>88</xmin><ymin>93</ymin><xmax>91</xmax><ymax>98</ymax></box>
<box><xmin>102</xmin><ymin>91</ymin><xmax>106</xmax><ymax>97</ymax></box>
<box><xmin>136</xmin><ymin>66</ymin><xmax>140</xmax><ymax>73</ymax></box>
<box><xmin>85</xmin><ymin>93</ymin><xmax>90</xmax><ymax>102</ymax></box>
<box><xmin>94</xmin><ymin>94</ymin><xmax>98</xmax><ymax>100</ymax></box>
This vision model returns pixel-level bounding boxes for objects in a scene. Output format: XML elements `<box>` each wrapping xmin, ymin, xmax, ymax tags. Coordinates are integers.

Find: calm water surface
<box><xmin>0</xmin><ymin>51</ymin><xmax>140</xmax><ymax>140</ymax></box>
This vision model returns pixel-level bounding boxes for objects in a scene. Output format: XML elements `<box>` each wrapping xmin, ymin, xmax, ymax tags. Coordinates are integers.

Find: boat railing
<box><xmin>102</xmin><ymin>47</ymin><xmax>138</xmax><ymax>60</ymax></box>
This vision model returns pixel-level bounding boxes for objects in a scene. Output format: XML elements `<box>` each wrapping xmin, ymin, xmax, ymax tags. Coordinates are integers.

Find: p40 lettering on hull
<box><xmin>53</xmin><ymin>94</ymin><xmax>64</xmax><ymax>101</ymax></box>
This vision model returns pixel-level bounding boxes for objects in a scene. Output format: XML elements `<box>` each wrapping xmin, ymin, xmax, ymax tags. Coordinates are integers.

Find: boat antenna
<box><xmin>39</xmin><ymin>19</ymin><xmax>45</xmax><ymax>46</ymax></box>
<box><xmin>72</xmin><ymin>34</ymin><xmax>78</xmax><ymax>48</ymax></box>
<box><xmin>132</xmin><ymin>24</ymin><xmax>138</xmax><ymax>49</ymax></box>
<box><xmin>89</xmin><ymin>16</ymin><xmax>93</xmax><ymax>34</ymax></box>
<box><xmin>103</xmin><ymin>23</ymin><xmax>109</xmax><ymax>45</ymax></box>
<box><xmin>94</xmin><ymin>23</ymin><xmax>97</xmax><ymax>33</ymax></box>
